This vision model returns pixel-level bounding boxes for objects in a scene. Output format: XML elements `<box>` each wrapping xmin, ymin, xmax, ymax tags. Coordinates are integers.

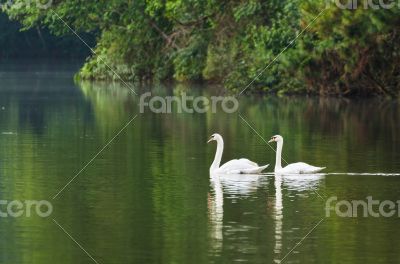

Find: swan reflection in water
<box><xmin>273</xmin><ymin>172</ymin><xmax>325</xmax><ymax>263</ymax></box>
<box><xmin>208</xmin><ymin>172</ymin><xmax>325</xmax><ymax>260</ymax></box>
<box><xmin>278</xmin><ymin>173</ymin><xmax>325</xmax><ymax>192</ymax></box>
<box><xmin>208</xmin><ymin>174</ymin><xmax>224</xmax><ymax>252</ymax></box>
<box><xmin>274</xmin><ymin>174</ymin><xmax>283</xmax><ymax>262</ymax></box>
<box><xmin>208</xmin><ymin>173</ymin><xmax>263</xmax><ymax>253</ymax></box>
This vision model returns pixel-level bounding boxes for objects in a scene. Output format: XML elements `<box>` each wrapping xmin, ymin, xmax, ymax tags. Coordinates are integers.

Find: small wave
<box><xmin>327</xmin><ymin>172</ymin><xmax>400</xmax><ymax>176</ymax></box>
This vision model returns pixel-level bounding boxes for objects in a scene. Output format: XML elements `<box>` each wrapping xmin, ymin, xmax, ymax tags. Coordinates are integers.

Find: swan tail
<box><xmin>310</xmin><ymin>167</ymin><xmax>326</xmax><ymax>173</ymax></box>
<box><xmin>241</xmin><ymin>164</ymin><xmax>269</xmax><ymax>174</ymax></box>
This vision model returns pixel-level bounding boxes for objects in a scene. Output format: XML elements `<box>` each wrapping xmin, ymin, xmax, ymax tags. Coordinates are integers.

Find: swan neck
<box><xmin>275</xmin><ymin>140</ymin><xmax>283</xmax><ymax>171</ymax></box>
<box><xmin>211</xmin><ymin>138</ymin><xmax>223</xmax><ymax>171</ymax></box>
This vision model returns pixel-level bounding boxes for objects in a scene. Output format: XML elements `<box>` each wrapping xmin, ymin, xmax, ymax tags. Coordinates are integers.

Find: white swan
<box><xmin>208</xmin><ymin>133</ymin><xmax>269</xmax><ymax>174</ymax></box>
<box><xmin>268</xmin><ymin>135</ymin><xmax>326</xmax><ymax>174</ymax></box>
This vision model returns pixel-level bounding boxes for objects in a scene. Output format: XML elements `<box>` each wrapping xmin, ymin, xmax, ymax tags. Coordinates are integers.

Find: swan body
<box><xmin>208</xmin><ymin>134</ymin><xmax>269</xmax><ymax>174</ymax></box>
<box><xmin>275</xmin><ymin>162</ymin><xmax>325</xmax><ymax>174</ymax></box>
<box><xmin>269</xmin><ymin>135</ymin><xmax>325</xmax><ymax>174</ymax></box>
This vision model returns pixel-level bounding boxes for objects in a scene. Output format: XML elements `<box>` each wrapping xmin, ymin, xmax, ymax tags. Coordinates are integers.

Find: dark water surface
<box><xmin>0</xmin><ymin>62</ymin><xmax>400</xmax><ymax>263</ymax></box>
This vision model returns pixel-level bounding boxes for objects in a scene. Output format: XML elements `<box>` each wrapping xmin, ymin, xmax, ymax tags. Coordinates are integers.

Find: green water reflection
<box><xmin>0</xmin><ymin>63</ymin><xmax>399</xmax><ymax>263</ymax></box>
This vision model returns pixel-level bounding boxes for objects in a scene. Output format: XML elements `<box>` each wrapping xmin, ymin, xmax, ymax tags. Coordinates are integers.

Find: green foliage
<box><xmin>4</xmin><ymin>0</ymin><xmax>400</xmax><ymax>96</ymax></box>
<box><xmin>285</xmin><ymin>0</ymin><xmax>400</xmax><ymax>96</ymax></box>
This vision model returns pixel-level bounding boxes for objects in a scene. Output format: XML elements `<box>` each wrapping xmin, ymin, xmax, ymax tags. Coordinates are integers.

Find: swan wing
<box><xmin>219</xmin><ymin>159</ymin><xmax>269</xmax><ymax>174</ymax></box>
<box><xmin>281</xmin><ymin>162</ymin><xmax>326</xmax><ymax>174</ymax></box>
<box><xmin>239</xmin><ymin>164</ymin><xmax>269</xmax><ymax>174</ymax></box>
<box><xmin>238</xmin><ymin>158</ymin><xmax>259</xmax><ymax>167</ymax></box>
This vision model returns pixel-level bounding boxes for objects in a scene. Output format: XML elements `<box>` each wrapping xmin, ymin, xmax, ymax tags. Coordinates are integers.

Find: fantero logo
<box><xmin>332</xmin><ymin>0</ymin><xmax>399</xmax><ymax>9</ymax></box>
<box><xmin>0</xmin><ymin>200</ymin><xmax>53</xmax><ymax>218</ymax></box>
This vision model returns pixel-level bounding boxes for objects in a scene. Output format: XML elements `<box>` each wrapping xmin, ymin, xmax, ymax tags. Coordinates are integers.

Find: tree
<box><xmin>4</xmin><ymin>0</ymin><xmax>399</xmax><ymax>96</ymax></box>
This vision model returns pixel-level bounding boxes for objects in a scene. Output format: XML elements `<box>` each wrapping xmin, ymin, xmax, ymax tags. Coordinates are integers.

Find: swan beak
<box><xmin>207</xmin><ymin>137</ymin><xmax>213</xmax><ymax>143</ymax></box>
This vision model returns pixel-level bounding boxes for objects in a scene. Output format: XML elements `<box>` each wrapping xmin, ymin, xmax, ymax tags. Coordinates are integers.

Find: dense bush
<box><xmin>287</xmin><ymin>0</ymin><xmax>400</xmax><ymax>96</ymax></box>
<box><xmin>3</xmin><ymin>0</ymin><xmax>400</xmax><ymax>96</ymax></box>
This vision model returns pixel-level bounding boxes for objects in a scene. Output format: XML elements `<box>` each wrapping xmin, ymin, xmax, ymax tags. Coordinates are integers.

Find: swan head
<box><xmin>268</xmin><ymin>135</ymin><xmax>283</xmax><ymax>143</ymax></box>
<box><xmin>207</xmin><ymin>133</ymin><xmax>223</xmax><ymax>143</ymax></box>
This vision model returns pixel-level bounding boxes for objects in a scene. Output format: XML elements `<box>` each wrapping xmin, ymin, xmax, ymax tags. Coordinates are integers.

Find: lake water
<box><xmin>0</xmin><ymin>62</ymin><xmax>400</xmax><ymax>263</ymax></box>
